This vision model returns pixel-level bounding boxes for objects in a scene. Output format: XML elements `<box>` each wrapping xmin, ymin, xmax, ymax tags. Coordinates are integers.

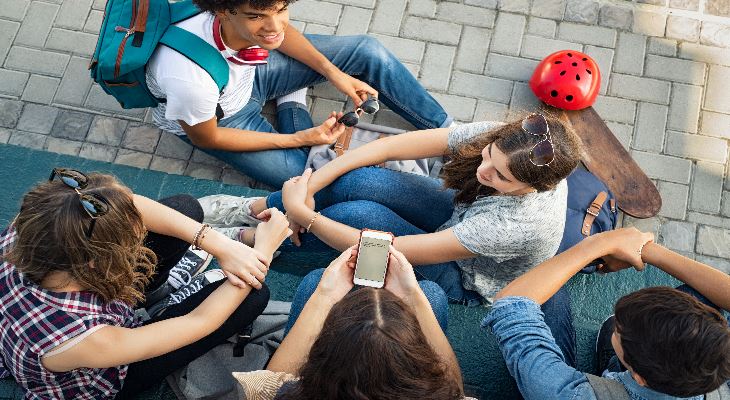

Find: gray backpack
<box><xmin>586</xmin><ymin>374</ymin><xmax>730</xmax><ymax>400</ymax></box>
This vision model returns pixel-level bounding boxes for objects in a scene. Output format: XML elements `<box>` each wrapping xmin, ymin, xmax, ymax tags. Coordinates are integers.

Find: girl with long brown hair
<box><xmin>0</xmin><ymin>169</ymin><xmax>290</xmax><ymax>399</ymax></box>
<box><xmin>203</xmin><ymin>114</ymin><xmax>584</xmax><ymax>365</ymax></box>
<box><xmin>234</xmin><ymin>246</ymin><xmax>470</xmax><ymax>400</ymax></box>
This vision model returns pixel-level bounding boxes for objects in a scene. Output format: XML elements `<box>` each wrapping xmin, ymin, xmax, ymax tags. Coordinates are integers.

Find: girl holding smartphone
<box><xmin>233</xmin><ymin>246</ymin><xmax>472</xmax><ymax>400</ymax></box>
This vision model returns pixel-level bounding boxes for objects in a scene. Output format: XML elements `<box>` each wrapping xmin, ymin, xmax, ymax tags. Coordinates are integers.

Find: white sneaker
<box><xmin>167</xmin><ymin>247</ymin><xmax>212</xmax><ymax>290</ymax></box>
<box><xmin>198</xmin><ymin>194</ymin><xmax>263</xmax><ymax>227</ymax></box>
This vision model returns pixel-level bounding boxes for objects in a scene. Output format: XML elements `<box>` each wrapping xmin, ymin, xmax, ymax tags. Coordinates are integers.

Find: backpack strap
<box><xmin>159</xmin><ymin>26</ymin><xmax>228</xmax><ymax>94</ymax></box>
<box><xmin>585</xmin><ymin>373</ymin><xmax>631</xmax><ymax>400</ymax></box>
<box><xmin>582</xmin><ymin>191</ymin><xmax>608</xmax><ymax>236</ymax></box>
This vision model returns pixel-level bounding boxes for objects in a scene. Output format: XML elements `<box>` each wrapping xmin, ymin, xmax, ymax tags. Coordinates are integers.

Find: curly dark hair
<box><xmin>193</xmin><ymin>0</ymin><xmax>296</xmax><ymax>13</ymax></box>
<box><xmin>276</xmin><ymin>288</ymin><xmax>463</xmax><ymax>400</ymax></box>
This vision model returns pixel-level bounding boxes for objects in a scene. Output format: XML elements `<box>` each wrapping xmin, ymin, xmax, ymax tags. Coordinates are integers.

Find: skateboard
<box><xmin>546</xmin><ymin>104</ymin><xmax>662</xmax><ymax>219</ymax></box>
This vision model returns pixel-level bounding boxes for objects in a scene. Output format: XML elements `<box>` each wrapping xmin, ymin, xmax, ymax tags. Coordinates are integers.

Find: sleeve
<box><xmin>447</xmin><ymin>121</ymin><xmax>506</xmax><ymax>153</ymax></box>
<box><xmin>158</xmin><ymin>75</ymin><xmax>220</xmax><ymax>127</ymax></box>
<box><xmin>451</xmin><ymin>212</ymin><xmax>524</xmax><ymax>263</ymax></box>
<box><xmin>481</xmin><ymin>297</ymin><xmax>596</xmax><ymax>400</ymax></box>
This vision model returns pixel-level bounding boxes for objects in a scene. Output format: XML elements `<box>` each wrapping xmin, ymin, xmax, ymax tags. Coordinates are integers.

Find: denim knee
<box><xmin>351</xmin><ymin>36</ymin><xmax>396</xmax><ymax>69</ymax></box>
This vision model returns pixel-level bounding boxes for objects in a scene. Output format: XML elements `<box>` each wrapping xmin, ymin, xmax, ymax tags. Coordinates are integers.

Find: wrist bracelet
<box><xmin>192</xmin><ymin>223</ymin><xmax>211</xmax><ymax>250</ymax></box>
<box><xmin>305</xmin><ymin>212</ymin><xmax>321</xmax><ymax>233</ymax></box>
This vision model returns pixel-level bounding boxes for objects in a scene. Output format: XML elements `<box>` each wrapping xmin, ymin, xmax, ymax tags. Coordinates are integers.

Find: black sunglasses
<box><xmin>49</xmin><ymin>168</ymin><xmax>110</xmax><ymax>238</ymax></box>
<box><xmin>522</xmin><ymin>114</ymin><xmax>555</xmax><ymax>166</ymax></box>
<box><xmin>337</xmin><ymin>96</ymin><xmax>380</xmax><ymax>127</ymax></box>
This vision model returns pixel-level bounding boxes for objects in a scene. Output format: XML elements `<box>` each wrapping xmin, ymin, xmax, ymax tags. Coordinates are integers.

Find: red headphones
<box><xmin>212</xmin><ymin>16</ymin><xmax>269</xmax><ymax>65</ymax></box>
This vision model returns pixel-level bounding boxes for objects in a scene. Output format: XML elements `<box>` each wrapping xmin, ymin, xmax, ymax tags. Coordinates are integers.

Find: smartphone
<box><xmin>353</xmin><ymin>229</ymin><xmax>394</xmax><ymax>288</ymax></box>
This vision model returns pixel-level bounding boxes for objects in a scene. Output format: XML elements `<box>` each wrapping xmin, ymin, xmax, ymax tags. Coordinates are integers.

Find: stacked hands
<box><xmin>315</xmin><ymin>244</ymin><xmax>424</xmax><ymax>306</ymax></box>
<box><xmin>281</xmin><ymin>168</ymin><xmax>318</xmax><ymax>246</ymax></box>
<box><xmin>216</xmin><ymin>207</ymin><xmax>292</xmax><ymax>289</ymax></box>
<box><xmin>593</xmin><ymin>227</ymin><xmax>655</xmax><ymax>274</ymax></box>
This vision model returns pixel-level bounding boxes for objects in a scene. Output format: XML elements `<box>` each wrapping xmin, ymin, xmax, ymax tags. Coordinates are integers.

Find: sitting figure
<box><xmin>234</xmin><ymin>246</ymin><xmax>472</xmax><ymax>400</ymax></box>
<box><xmin>0</xmin><ymin>169</ymin><xmax>290</xmax><ymax>399</ymax></box>
<box><xmin>484</xmin><ymin>227</ymin><xmax>730</xmax><ymax>400</ymax></box>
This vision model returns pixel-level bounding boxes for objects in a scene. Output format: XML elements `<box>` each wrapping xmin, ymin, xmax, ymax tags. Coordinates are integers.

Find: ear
<box><xmin>631</xmin><ymin>371</ymin><xmax>648</xmax><ymax>387</ymax></box>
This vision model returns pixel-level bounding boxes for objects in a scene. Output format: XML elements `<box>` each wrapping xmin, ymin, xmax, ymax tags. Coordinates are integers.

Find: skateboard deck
<box><xmin>547</xmin><ymin>105</ymin><xmax>662</xmax><ymax>219</ymax></box>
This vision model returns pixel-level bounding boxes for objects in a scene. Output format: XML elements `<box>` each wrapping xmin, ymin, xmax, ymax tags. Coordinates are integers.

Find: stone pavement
<box><xmin>0</xmin><ymin>0</ymin><xmax>729</xmax><ymax>269</ymax></box>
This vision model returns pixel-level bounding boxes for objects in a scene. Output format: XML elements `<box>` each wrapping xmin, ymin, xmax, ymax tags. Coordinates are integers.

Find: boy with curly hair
<box><xmin>146</xmin><ymin>0</ymin><xmax>453</xmax><ymax>188</ymax></box>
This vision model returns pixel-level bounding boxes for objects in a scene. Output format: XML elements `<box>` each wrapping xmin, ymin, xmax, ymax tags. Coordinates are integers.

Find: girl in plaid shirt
<box><xmin>0</xmin><ymin>170</ymin><xmax>290</xmax><ymax>399</ymax></box>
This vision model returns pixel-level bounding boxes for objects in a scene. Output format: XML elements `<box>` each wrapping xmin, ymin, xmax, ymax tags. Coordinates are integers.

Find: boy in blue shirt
<box><xmin>484</xmin><ymin>227</ymin><xmax>730</xmax><ymax>399</ymax></box>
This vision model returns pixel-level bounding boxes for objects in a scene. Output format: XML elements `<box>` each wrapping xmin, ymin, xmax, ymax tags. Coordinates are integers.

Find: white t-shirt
<box><xmin>146</xmin><ymin>13</ymin><xmax>256</xmax><ymax>135</ymax></box>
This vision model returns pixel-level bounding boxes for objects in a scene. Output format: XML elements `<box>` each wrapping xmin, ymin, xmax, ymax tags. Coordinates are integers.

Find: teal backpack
<box><xmin>90</xmin><ymin>0</ymin><xmax>228</xmax><ymax>110</ymax></box>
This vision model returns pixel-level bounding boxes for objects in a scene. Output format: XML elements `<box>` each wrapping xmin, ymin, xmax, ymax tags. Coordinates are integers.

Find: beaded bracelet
<box><xmin>192</xmin><ymin>223</ymin><xmax>211</xmax><ymax>250</ymax></box>
<box><xmin>305</xmin><ymin>212</ymin><xmax>321</xmax><ymax>233</ymax></box>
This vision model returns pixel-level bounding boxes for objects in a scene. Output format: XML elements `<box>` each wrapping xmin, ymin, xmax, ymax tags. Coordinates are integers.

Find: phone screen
<box><xmin>355</xmin><ymin>236</ymin><xmax>391</xmax><ymax>282</ymax></box>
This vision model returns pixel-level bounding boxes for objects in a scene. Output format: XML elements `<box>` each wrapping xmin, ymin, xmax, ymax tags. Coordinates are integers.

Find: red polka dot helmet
<box><xmin>529</xmin><ymin>50</ymin><xmax>601</xmax><ymax>110</ymax></box>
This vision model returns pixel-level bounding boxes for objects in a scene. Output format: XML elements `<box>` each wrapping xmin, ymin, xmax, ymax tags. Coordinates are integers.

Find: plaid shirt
<box><xmin>0</xmin><ymin>226</ymin><xmax>139</xmax><ymax>399</ymax></box>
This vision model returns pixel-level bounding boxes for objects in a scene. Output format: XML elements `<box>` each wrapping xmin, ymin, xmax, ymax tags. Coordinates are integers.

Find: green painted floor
<box><xmin>0</xmin><ymin>143</ymin><xmax>680</xmax><ymax>399</ymax></box>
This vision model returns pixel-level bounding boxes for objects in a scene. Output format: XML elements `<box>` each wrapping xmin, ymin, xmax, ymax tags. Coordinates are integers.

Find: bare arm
<box><xmin>494</xmin><ymin>228</ymin><xmax>654</xmax><ymax>304</ymax></box>
<box><xmin>42</xmin><ymin>280</ymin><xmax>252</xmax><ymax>371</ymax></box>
<box><xmin>642</xmin><ymin>243</ymin><xmax>730</xmax><ymax>310</ymax></box>
<box><xmin>267</xmin><ymin>248</ymin><xmax>356</xmax><ymax>374</ymax></box>
<box><xmin>307</xmin><ymin>128</ymin><xmax>450</xmax><ymax>194</ymax></box>
<box><xmin>181</xmin><ymin>115</ymin><xmax>345</xmax><ymax>152</ymax></box>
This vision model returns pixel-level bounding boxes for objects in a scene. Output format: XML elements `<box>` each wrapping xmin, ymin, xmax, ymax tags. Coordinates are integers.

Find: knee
<box><xmin>159</xmin><ymin>194</ymin><xmax>204</xmax><ymax>222</ymax></box>
<box><xmin>419</xmin><ymin>280</ymin><xmax>448</xmax><ymax>309</ymax></box>
<box><xmin>324</xmin><ymin>200</ymin><xmax>382</xmax><ymax>226</ymax></box>
<box><xmin>353</xmin><ymin>36</ymin><xmax>392</xmax><ymax>64</ymax></box>
<box><xmin>298</xmin><ymin>269</ymin><xmax>325</xmax><ymax>293</ymax></box>
<box><xmin>244</xmin><ymin>283</ymin><xmax>271</xmax><ymax>315</ymax></box>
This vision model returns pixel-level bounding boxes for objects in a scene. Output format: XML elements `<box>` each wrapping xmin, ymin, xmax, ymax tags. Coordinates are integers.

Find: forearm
<box><xmin>292</xmin><ymin>208</ymin><xmax>362</xmax><ymax>251</ymax></box>
<box><xmin>195</xmin><ymin>126</ymin><xmax>305</xmax><ymax>151</ymax></box>
<box><xmin>308</xmin><ymin>129</ymin><xmax>448</xmax><ymax>193</ymax></box>
<box><xmin>277</xmin><ymin>25</ymin><xmax>338</xmax><ymax>78</ymax></box>
<box><xmin>408</xmin><ymin>292</ymin><xmax>463</xmax><ymax>391</ymax></box>
<box><xmin>267</xmin><ymin>291</ymin><xmax>334</xmax><ymax>373</ymax></box>
<box><xmin>495</xmin><ymin>236</ymin><xmax>604</xmax><ymax>304</ymax></box>
<box><xmin>643</xmin><ymin>243</ymin><xmax>730</xmax><ymax>310</ymax></box>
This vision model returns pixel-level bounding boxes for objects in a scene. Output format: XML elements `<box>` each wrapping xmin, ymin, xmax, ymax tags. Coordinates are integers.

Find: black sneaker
<box><xmin>596</xmin><ymin>314</ymin><xmax>620</xmax><ymax>374</ymax></box>
<box><xmin>167</xmin><ymin>247</ymin><xmax>212</xmax><ymax>290</ymax></box>
<box><xmin>148</xmin><ymin>269</ymin><xmax>226</xmax><ymax>317</ymax></box>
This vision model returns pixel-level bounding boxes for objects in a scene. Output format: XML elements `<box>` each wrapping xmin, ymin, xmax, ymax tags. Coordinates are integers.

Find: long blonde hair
<box><xmin>5</xmin><ymin>173</ymin><xmax>156</xmax><ymax>305</ymax></box>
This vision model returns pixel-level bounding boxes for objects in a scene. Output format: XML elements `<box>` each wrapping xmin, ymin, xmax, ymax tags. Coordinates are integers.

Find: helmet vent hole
<box><xmin>576</xmin><ymin>74</ymin><xmax>581</xmax><ymax>81</ymax></box>
<box><xmin>554</xmin><ymin>61</ymin><xmax>562</xmax><ymax>64</ymax></box>
<box><xmin>586</xmin><ymin>69</ymin><xmax>592</xmax><ymax>75</ymax></box>
<box><xmin>566</xmin><ymin>95</ymin><xmax>574</xmax><ymax>102</ymax></box>
<box><xmin>567</xmin><ymin>53</ymin><xmax>573</xmax><ymax>57</ymax></box>
<box><xmin>560</xmin><ymin>70</ymin><xmax>566</xmax><ymax>76</ymax></box>
<box><xmin>550</xmin><ymin>90</ymin><xmax>558</xmax><ymax>97</ymax></box>
<box><xmin>582</xmin><ymin>57</ymin><xmax>587</xmax><ymax>61</ymax></box>
<box><xmin>572</xmin><ymin>62</ymin><xmax>578</xmax><ymax>67</ymax></box>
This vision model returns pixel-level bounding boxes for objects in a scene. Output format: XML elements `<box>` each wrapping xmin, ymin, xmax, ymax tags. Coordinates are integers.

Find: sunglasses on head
<box><xmin>522</xmin><ymin>113</ymin><xmax>555</xmax><ymax>167</ymax></box>
<box><xmin>337</xmin><ymin>96</ymin><xmax>380</xmax><ymax>127</ymax></box>
<box><xmin>49</xmin><ymin>168</ymin><xmax>110</xmax><ymax>238</ymax></box>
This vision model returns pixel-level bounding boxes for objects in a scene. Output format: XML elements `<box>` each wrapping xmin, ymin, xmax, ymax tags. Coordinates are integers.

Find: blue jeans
<box><xmin>267</xmin><ymin>167</ymin><xmax>578</xmax><ymax>365</ymax></box>
<box><xmin>284</xmin><ymin>268</ymin><xmax>449</xmax><ymax>335</ymax></box>
<box><xmin>185</xmin><ymin>35</ymin><xmax>452</xmax><ymax>188</ymax></box>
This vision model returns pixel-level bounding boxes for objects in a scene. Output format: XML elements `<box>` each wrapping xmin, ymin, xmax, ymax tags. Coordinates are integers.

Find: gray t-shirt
<box><xmin>438</xmin><ymin>121</ymin><xmax>568</xmax><ymax>301</ymax></box>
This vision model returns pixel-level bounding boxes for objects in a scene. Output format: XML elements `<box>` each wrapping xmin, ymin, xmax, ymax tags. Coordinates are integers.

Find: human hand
<box><xmin>328</xmin><ymin>71</ymin><xmax>378</xmax><ymax>106</ymax></box>
<box><xmin>594</xmin><ymin>228</ymin><xmax>654</xmax><ymax>274</ymax></box>
<box><xmin>215</xmin><ymin>235</ymin><xmax>271</xmax><ymax>290</ymax></box>
<box><xmin>253</xmin><ymin>208</ymin><xmax>293</xmax><ymax>261</ymax></box>
<box><xmin>315</xmin><ymin>246</ymin><xmax>358</xmax><ymax>303</ymax></box>
<box><xmin>282</xmin><ymin>169</ymin><xmax>314</xmax><ymax>224</ymax></box>
<box><xmin>383</xmin><ymin>245</ymin><xmax>421</xmax><ymax>303</ymax></box>
<box><xmin>294</xmin><ymin>113</ymin><xmax>346</xmax><ymax>146</ymax></box>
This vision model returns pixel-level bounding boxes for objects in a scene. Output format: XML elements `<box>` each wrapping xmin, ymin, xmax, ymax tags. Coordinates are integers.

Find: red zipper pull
<box><xmin>115</xmin><ymin>25</ymin><xmax>135</xmax><ymax>38</ymax></box>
